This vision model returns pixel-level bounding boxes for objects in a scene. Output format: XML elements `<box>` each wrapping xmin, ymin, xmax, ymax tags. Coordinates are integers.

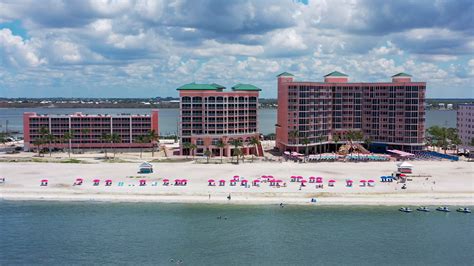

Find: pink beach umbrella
<box><xmin>163</xmin><ymin>178</ymin><xmax>170</xmax><ymax>185</ymax></box>
<box><xmin>139</xmin><ymin>179</ymin><xmax>147</xmax><ymax>186</ymax></box>
<box><xmin>105</xmin><ymin>179</ymin><xmax>112</xmax><ymax>186</ymax></box>
<box><xmin>233</xmin><ymin>175</ymin><xmax>240</xmax><ymax>181</ymax></box>
<box><xmin>346</xmin><ymin>180</ymin><xmax>353</xmax><ymax>187</ymax></box>
<box><xmin>93</xmin><ymin>179</ymin><xmax>100</xmax><ymax>186</ymax></box>
<box><xmin>230</xmin><ymin>179</ymin><xmax>237</xmax><ymax>186</ymax></box>
<box><xmin>241</xmin><ymin>179</ymin><xmax>248</xmax><ymax>186</ymax></box>
<box><xmin>328</xmin><ymin>179</ymin><xmax>336</xmax><ymax>187</ymax></box>
<box><xmin>74</xmin><ymin>178</ymin><xmax>83</xmax><ymax>185</ymax></box>
<box><xmin>40</xmin><ymin>179</ymin><xmax>48</xmax><ymax>186</ymax></box>
<box><xmin>181</xmin><ymin>179</ymin><xmax>188</xmax><ymax>185</ymax></box>
<box><xmin>368</xmin><ymin>180</ymin><xmax>375</xmax><ymax>187</ymax></box>
<box><xmin>309</xmin><ymin>176</ymin><xmax>316</xmax><ymax>183</ymax></box>
<box><xmin>316</xmin><ymin>177</ymin><xmax>323</xmax><ymax>183</ymax></box>
<box><xmin>252</xmin><ymin>179</ymin><xmax>260</xmax><ymax>186</ymax></box>
<box><xmin>290</xmin><ymin>175</ymin><xmax>296</xmax><ymax>182</ymax></box>
<box><xmin>174</xmin><ymin>179</ymin><xmax>181</xmax><ymax>185</ymax></box>
<box><xmin>300</xmin><ymin>179</ymin><xmax>307</xmax><ymax>187</ymax></box>
<box><xmin>208</xmin><ymin>179</ymin><xmax>215</xmax><ymax>186</ymax></box>
<box><xmin>219</xmin><ymin>179</ymin><xmax>226</xmax><ymax>186</ymax></box>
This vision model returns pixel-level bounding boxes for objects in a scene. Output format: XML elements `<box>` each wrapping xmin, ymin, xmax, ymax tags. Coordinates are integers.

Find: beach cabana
<box><xmin>138</xmin><ymin>162</ymin><xmax>153</xmax><ymax>174</ymax></box>
<box><xmin>74</xmin><ymin>178</ymin><xmax>83</xmax><ymax>186</ymax></box>
<box><xmin>309</xmin><ymin>176</ymin><xmax>316</xmax><ymax>183</ymax></box>
<box><xmin>290</xmin><ymin>176</ymin><xmax>297</xmax><ymax>182</ymax></box>
<box><xmin>241</xmin><ymin>179</ymin><xmax>248</xmax><ymax>186</ymax></box>
<box><xmin>139</xmin><ymin>179</ymin><xmax>146</xmax><ymax>186</ymax></box>
<box><xmin>300</xmin><ymin>180</ymin><xmax>307</xmax><ymax>187</ymax></box>
<box><xmin>40</xmin><ymin>179</ymin><xmax>48</xmax><ymax>186</ymax></box>
<box><xmin>328</xmin><ymin>180</ymin><xmax>335</xmax><ymax>187</ymax></box>
<box><xmin>296</xmin><ymin>176</ymin><xmax>303</xmax><ymax>182</ymax></box>
<box><xmin>208</xmin><ymin>179</ymin><xmax>215</xmax><ymax>186</ymax></box>
<box><xmin>219</xmin><ymin>179</ymin><xmax>226</xmax><ymax>186</ymax></box>
<box><xmin>174</xmin><ymin>179</ymin><xmax>181</xmax><ymax>186</ymax></box>
<box><xmin>316</xmin><ymin>177</ymin><xmax>323</xmax><ymax>183</ymax></box>
<box><xmin>93</xmin><ymin>179</ymin><xmax>100</xmax><ymax>186</ymax></box>
<box><xmin>368</xmin><ymin>180</ymin><xmax>375</xmax><ymax>187</ymax></box>
<box><xmin>233</xmin><ymin>175</ymin><xmax>240</xmax><ymax>181</ymax></box>
<box><xmin>346</xmin><ymin>180</ymin><xmax>353</xmax><ymax>187</ymax></box>
<box><xmin>105</xmin><ymin>179</ymin><xmax>112</xmax><ymax>186</ymax></box>
<box><xmin>397</xmin><ymin>162</ymin><xmax>413</xmax><ymax>174</ymax></box>
<box><xmin>359</xmin><ymin>180</ymin><xmax>366</xmax><ymax>187</ymax></box>
<box><xmin>230</xmin><ymin>179</ymin><xmax>237</xmax><ymax>186</ymax></box>
<box><xmin>163</xmin><ymin>178</ymin><xmax>170</xmax><ymax>186</ymax></box>
<box><xmin>269</xmin><ymin>179</ymin><xmax>275</xmax><ymax>186</ymax></box>
<box><xmin>252</xmin><ymin>179</ymin><xmax>260</xmax><ymax>186</ymax></box>
<box><xmin>181</xmin><ymin>179</ymin><xmax>188</xmax><ymax>186</ymax></box>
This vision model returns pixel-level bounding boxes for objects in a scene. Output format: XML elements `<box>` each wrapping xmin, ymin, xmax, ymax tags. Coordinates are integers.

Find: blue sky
<box><xmin>0</xmin><ymin>0</ymin><xmax>473</xmax><ymax>98</ymax></box>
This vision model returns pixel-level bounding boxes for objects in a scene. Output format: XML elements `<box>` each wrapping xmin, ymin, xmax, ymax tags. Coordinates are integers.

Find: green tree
<box><xmin>101</xmin><ymin>133</ymin><xmax>111</xmax><ymax>158</ymax></box>
<box><xmin>81</xmin><ymin>128</ymin><xmax>90</xmax><ymax>153</ymax></box>
<box><xmin>364</xmin><ymin>137</ymin><xmax>372</xmax><ymax>153</ymax></box>
<box><xmin>183</xmin><ymin>142</ymin><xmax>191</xmax><ymax>159</ymax></box>
<box><xmin>333</xmin><ymin>134</ymin><xmax>340</xmax><ymax>153</ymax></box>
<box><xmin>135</xmin><ymin>135</ymin><xmax>149</xmax><ymax>159</ymax></box>
<box><xmin>62</xmin><ymin>131</ymin><xmax>73</xmax><ymax>158</ymax></box>
<box><xmin>302</xmin><ymin>137</ymin><xmax>310</xmax><ymax>161</ymax></box>
<box><xmin>249</xmin><ymin>137</ymin><xmax>261</xmax><ymax>162</ymax></box>
<box><xmin>288</xmin><ymin>130</ymin><xmax>299</xmax><ymax>152</ymax></box>
<box><xmin>189</xmin><ymin>143</ymin><xmax>197</xmax><ymax>160</ymax></box>
<box><xmin>111</xmin><ymin>133</ymin><xmax>121</xmax><ymax>158</ymax></box>
<box><xmin>44</xmin><ymin>133</ymin><xmax>55</xmax><ymax>157</ymax></box>
<box><xmin>216</xmin><ymin>139</ymin><xmax>226</xmax><ymax>163</ymax></box>
<box><xmin>148</xmin><ymin>129</ymin><xmax>159</xmax><ymax>157</ymax></box>
<box><xmin>204</xmin><ymin>149</ymin><xmax>211</xmax><ymax>164</ymax></box>
<box><xmin>229</xmin><ymin>139</ymin><xmax>243</xmax><ymax>164</ymax></box>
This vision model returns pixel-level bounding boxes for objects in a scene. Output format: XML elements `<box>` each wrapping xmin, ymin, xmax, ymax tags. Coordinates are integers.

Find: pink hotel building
<box><xmin>177</xmin><ymin>83</ymin><xmax>263</xmax><ymax>157</ymax></box>
<box><xmin>23</xmin><ymin>110</ymin><xmax>159</xmax><ymax>151</ymax></box>
<box><xmin>276</xmin><ymin>72</ymin><xmax>426</xmax><ymax>153</ymax></box>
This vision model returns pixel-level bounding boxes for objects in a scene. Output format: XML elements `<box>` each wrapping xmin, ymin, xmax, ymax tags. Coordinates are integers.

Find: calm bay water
<box><xmin>0</xmin><ymin>201</ymin><xmax>472</xmax><ymax>265</ymax></box>
<box><xmin>0</xmin><ymin>108</ymin><xmax>457</xmax><ymax>136</ymax></box>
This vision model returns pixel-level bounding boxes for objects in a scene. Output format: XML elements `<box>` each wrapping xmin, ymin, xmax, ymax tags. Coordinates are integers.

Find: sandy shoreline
<box><xmin>1</xmin><ymin>160</ymin><xmax>473</xmax><ymax>206</ymax></box>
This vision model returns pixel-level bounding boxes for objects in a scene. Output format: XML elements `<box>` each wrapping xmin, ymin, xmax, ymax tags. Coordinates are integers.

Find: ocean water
<box><xmin>0</xmin><ymin>201</ymin><xmax>472</xmax><ymax>265</ymax></box>
<box><xmin>0</xmin><ymin>108</ymin><xmax>456</xmax><ymax>136</ymax></box>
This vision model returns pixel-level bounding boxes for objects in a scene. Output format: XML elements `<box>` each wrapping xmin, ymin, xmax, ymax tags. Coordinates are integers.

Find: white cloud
<box><xmin>0</xmin><ymin>28</ymin><xmax>44</xmax><ymax>67</ymax></box>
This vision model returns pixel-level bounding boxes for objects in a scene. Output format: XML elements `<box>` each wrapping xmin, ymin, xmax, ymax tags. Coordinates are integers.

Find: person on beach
<box><xmin>227</xmin><ymin>194</ymin><xmax>231</xmax><ymax>200</ymax></box>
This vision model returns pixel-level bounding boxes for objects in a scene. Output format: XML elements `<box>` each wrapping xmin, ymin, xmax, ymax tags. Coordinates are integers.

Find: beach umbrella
<box><xmin>241</xmin><ymin>179</ymin><xmax>248</xmax><ymax>183</ymax></box>
<box><xmin>76</xmin><ymin>178</ymin><xmax>83</xmax><ymax>182</ymax></box>
<box><xmin>208</xmin><ymin>179</ymin><xmax>215</xmax><ymax>183</ymax></box>
<box><xmin>267</xmin><ymin>175</ymin><xmax>274</xmax><ymax>179</ymax></box>
<box><xmin>253</xmin><ymin>179</ymin><xmax>260</xmax><ymax>183</ymax></box>
<box><xmin>41</xmin><ymin>179</ymin><xmax>48</xmax><ymax>186</ymax></box>
<box><xmin>219</xmin><ymin>179</ymin><xmax>226</xmax><ymax>186</ymax></box>
<box><xmin>261</xmin><ymin>175</ymin><xmax>267</xmax><ymax>179</ymax></box>
<box><xmin>368</xmin><ymin>180</ymin><xmax>374</xmax><ymax>183</ymax></box>
<box><xmin>233</xmin><ymin>175</ymin><xmax>239</xmax><ymax>180</ymax></box>
<box><xmin>301</xmin><ymin>179</ymin><xmax>307</xmax><ymax>183</ymax></box>
<box><xmin>316</xmin><ymin>177</ymin><xmax>323</xmax><ymax>183</ymax></box>
<box><xmin>360</xmin><ymin>180</ymin><xmax>366</xmax><ymax>183</ymax></box>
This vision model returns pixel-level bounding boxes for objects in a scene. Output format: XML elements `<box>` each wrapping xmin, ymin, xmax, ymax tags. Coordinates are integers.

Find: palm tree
<box><xmin>111</xmin><ymin>133</ymin><xmax>121</xmax><ymax>158</ymax></box>
<box><xmin>302</xmin><ymin>137</ymin><xmax>310</xmax><ymax>161</ymax></box>
<box><xmin>135</xmin><ymin>135</ymin><xmax>148</xmax><ymax>159</ymax></box>
<box><xmin>148</xmin><ymin>129</ymin><xmax>159</xmax><ymax>157</ymax></box>
<box><xmin>38</xmin><ymin>126</ymin><xmax>49</xmax><ymax>156</ymax></box>
<box><xmin>189</xmin><ymin>143</ymin><xmax>197</xmax><ymax>160</ymax></box>
<box><xmin>288</xmin><ymin>130</ymin><xmax>299</xmax><ymax>152</ymax></box>
<box><xmin>204</xmin><ymin>149</ymin><xmax>211</xmax><ymax>164</ymax></box>
<box><xmin>333</xmin><ymin>134</ymin><xmax>340</xmax><ymax>153</ymax></box>
<box><xmin>0</xmin><ymin>132</ymin><xmax>7</xmax><ymax>150</ymax></box>
<box><xmin>364</xmin><ymin>137</ymin><xmax>372</xmax><ymax>153</ymax></box>
<box><xmin>183</xmin><ymin>142</ymin><xmax>192</xmax><ymax>159</ymax></box>
<box><xmin>216</xmin><ymin>139</ymin><xmax>226</xmax><ymax>163</ymax></box>
<box><xmin>33</xmin><ymin>138</ymin><xmax>44</xmax><ymax>157</ymax></box>
<box><xmin>229</xmin><ymin>139</ymin><xmax>243</xmax><ymax>164</ymax></box>
<box><xmin>45</xmin><ymin>133</ymin><xmax>55</xmax><ymax>157</ymax></box>
<box><xmin>101</xmin><ymin>133</ymin><xmax>111</xmax><ymax>158</ymax></box>
<box><xmin>249</xmin><ymin>137</ymin><xmax>260</xmax><ymax>162</ymax></box>
<box><xmin>233</xmin><ymin>147</ymin><xmax>243</xmax><ymax>164</ymax></box>
<box><xmin>62</xmin><ymin>131</ymin><xmax>73</xmax><ymax>158</ymax></box>
<box><xmin>81</xmin><ymin>128</ymin><xmax>90</xmax><ymax>153</ymax></box>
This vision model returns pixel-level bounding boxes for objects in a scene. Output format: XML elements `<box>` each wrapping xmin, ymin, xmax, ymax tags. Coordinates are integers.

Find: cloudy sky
<box><xmin>0</xmin><ymin>0</ymin><xmax>473</xmax><ymax>98</ymax></box>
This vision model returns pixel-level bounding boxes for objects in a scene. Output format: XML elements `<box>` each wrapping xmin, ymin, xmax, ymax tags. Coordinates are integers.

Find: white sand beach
<box><xmin>1</xmin><ymin>159</ymin><xmax>473</xmax><ymax>206</ymax></box>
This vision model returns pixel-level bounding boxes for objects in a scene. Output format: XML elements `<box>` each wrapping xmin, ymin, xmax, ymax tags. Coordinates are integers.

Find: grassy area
<box><xmin>60</xmin><ymin>158</ymin><xmax>83</xmax><ymax>163</ymax></box>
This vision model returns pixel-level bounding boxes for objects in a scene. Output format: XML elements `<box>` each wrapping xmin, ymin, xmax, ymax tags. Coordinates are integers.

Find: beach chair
<box><xmin>118</xmin><ymin>182</ymin><xmax>124</xmax><ymax>187</ymax></box>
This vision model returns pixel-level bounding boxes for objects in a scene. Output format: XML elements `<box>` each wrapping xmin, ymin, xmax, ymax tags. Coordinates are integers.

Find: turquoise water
<box><xmin>1</xmin><ymin>201</ymin><xmax>472</xmax><ymax>265</ymax></box>
<box><xmin>0</xmin><ymin>108</ymin><xmax>456</xmax><ymax>135</ymax></box>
